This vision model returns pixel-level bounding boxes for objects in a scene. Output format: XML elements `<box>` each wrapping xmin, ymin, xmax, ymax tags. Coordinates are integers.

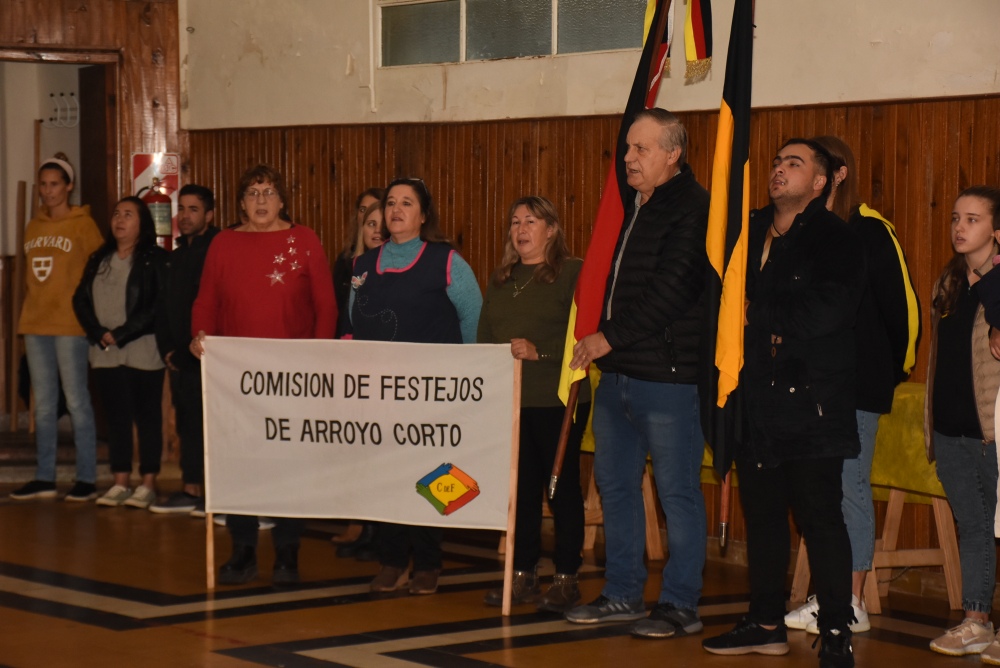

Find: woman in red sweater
<box><xmin>191</xmin><ymin>164</ymin><xmax>337</xmax><ymax>586</ymax></box>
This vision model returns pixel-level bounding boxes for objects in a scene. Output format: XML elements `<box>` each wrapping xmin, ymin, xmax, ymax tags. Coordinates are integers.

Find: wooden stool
<box><xmin>499</xmin><ymin>464</ymin><xmax>664</xmax><ymax>560</ymax></box>
<box><xmin>790</xmin><ymin>488</ymin><xmax>962</xmax><ymax>613</ymax></box>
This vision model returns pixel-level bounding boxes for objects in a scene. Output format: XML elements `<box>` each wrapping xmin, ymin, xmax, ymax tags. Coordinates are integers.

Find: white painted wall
<box><xmin>180</xmin><ymin>0</ymin><xmax>1000</xmax><ymax>130</ymax></box>
<box><xmin>0</xmin><ymin>63</ymin><xmax>83</xmax><ymax>255</ymax></box>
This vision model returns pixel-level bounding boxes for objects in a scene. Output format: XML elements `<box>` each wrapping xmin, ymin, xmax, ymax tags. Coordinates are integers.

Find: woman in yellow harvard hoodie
<box><xmin>11</xmin><ymin>154</ymin><xmax>104</xmax><ymax>502</ymax></box>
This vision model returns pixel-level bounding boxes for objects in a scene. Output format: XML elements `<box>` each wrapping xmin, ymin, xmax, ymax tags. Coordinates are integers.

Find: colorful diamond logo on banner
<box><xmin>416</xmin><ymin>463</ymin><xmax>480</xmax><ymax>516</ymax></box>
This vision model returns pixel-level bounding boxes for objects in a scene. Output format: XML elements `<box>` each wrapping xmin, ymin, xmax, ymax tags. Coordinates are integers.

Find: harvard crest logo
<box><xmin>32</xmin><ymin>257</ymin><xmax>54</xmax><ymax>282</ymax></box>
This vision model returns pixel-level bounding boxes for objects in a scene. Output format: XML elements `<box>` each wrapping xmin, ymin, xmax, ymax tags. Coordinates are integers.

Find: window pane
<box><xmin>558</xmin><ymin>0</ymin><xmax>646</xmax><ymax>54</ymax></box>
<box><xmin>467</xmin><ymin>0</ymin><xmax>551</xmax><ymax>61</ymax></box>
<box><xmin>382</xmin><ymin>1</ymin><xmax>460</xmax><ymax>66</ymax></box>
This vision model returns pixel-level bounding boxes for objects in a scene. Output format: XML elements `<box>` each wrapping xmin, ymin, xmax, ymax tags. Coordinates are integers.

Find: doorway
<box><xmin>0</xmin><ymin>52</ymin><xmax>119</xmax><ymax>431</ymax></box>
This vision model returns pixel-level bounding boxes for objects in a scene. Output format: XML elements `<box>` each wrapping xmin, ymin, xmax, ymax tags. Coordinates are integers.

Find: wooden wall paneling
<box><xmin>860</xmin><ymin>105</ymin><xmax>883</xmax><ymax>215</ymax></box>
<box><xmin>958</xmin><ymin>99</ymin><xmax>977</xmax><ymax>188</ymax></box>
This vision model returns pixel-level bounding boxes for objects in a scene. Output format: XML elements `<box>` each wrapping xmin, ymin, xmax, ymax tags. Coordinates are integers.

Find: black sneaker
<box><xmin>565</xmin><ymin>595</ymin><xmax>646</xmax><ymax>624</ymax></box>
<box><xmin>10</xmin><ymin>480</ymin><xmax>57</xmax><ymax>500</ymax></box>
<box><xmin>64</xmin><ymin>482</ymin><xmax>97</xmax><ymax>502</ymax></box>
<box><xmin>218</xmin><ymin>545</ymin><xmax>258</xmax><ymax>585</ymax></box>
<box><xmin>149</xmin><ymin>491</ymin><xmax>201</xmax><ymax>514</ymax></box>
<box><xmin>818</xmin><ymin>628</ymin><xmax>854</xmax><ymax>668</ymax></box>
<box><xmin>702</xmin><ymin>616</ymin><xmax>790</xmax><ymax>656</ymax></box>
<box><xmin>630</xmin><ymin>601</ymin><xmax>704</xmax><ymax>639</ymax></box>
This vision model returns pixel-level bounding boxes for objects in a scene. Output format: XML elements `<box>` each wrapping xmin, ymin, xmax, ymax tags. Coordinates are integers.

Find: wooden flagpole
<box><xmin>8</xmin><ymin>182</ymin><xmax>27</xmax><ymax>431</ymax></box>
<box><xmin>548</xmin><ymin>379</ymin><xmax>582</xmax><ymax>499</ymax></box>
<box><xmin>502</xmin><ymin>359</ymin><xmax>522</xmax><ymax>616</ymax></box>
<box><xmin>203</xmin><ymin>354</ymin><xmax>216</xmax><ymax>589</ymax></box>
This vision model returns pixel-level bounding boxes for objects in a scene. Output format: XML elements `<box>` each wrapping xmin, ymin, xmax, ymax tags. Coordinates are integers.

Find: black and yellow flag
<box><xmin>702</xmin><ymin>0</ymin><xmax>754</xmax><ymax>477</ymax></box>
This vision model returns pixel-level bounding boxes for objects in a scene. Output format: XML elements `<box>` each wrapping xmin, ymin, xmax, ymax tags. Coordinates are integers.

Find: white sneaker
<box><xmin>123</xmin><ymin>485</ymin><xmax>156</xmax><ymax>509</ymax></box>
<box><xmin>96</xmin><ymin>485</ymin><xmax>133</xmax><ymax>507</ymax></box>
<box><xmin>784</xmin><ymin>595</ymin><xmax>819</xmax><ymax>630</ymax></box>
<box><xmin>982</xmin><ymin>631</ymin><xmax>1000</xmax><ymax>665</ymax></box>
<box><xmin>929</xmin><ymin>618</ymin><xmax>994</xmax><ymax>656</ymax></box>
<box><xmin>806</xmin><ymin>595</ymin><xmax>870</xmax><ymax>634</ymax></box>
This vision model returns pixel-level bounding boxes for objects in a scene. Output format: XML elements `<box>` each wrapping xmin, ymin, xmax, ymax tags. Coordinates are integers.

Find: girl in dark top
<box><xmin>73</xmin><ymin>197</ymin><xmax>167</xmax><ymax>509</ymax></box>
<box><xmin>333</xmin><ymin>188</ymin><xmax>384</xmax><ymax>336</ymax></box>
<box><xmin>925</xmin><ymin>186</ymin><xmax>1000</xmax><ymax>660</ymax></box>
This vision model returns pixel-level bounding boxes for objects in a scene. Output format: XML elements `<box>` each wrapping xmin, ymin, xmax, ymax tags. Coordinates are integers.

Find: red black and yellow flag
<box><xmin>684</xmin><ymin>0</ymin><xmax>713</xmax><ymax>79</ymax></box>
<box><xmin>558</xmin><ymin>0</ymin><xmax>677</xmax><ymax>404</ymax></box>
<box><xmin>702</xmin><ymin>0</ymin><xmax>754</xmax><ymax>477</ymax></box>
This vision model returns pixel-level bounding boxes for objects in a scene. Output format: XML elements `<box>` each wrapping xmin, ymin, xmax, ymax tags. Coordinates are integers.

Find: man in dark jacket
<box><xmin>702</xmin><ymin>139</ymin><xmax>863</xmax><ymax>668</ymax></box>
<box><xmin>565</xmin><ymin>108</ymin><xmax>710</xmax><ymax>640</ymax></box>
<box><xmin>151</xmin><ymin>184</ymin><xmax>219</xmax><ymax>514</ymax></box>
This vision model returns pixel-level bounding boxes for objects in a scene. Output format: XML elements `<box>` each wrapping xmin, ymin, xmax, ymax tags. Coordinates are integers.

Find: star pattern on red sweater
<box><xmin>266</xmin><ymin>269</ymin><xmax>285</xmax><ymax>285</ymax></box>
<box><xmin>273</xmin><ymin>253</ymin><xmax>286</xmax><ymax>265</ymax></box>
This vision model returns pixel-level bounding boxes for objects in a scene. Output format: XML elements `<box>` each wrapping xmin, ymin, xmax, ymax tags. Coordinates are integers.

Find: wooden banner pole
<box><xmin>502</xmin><ymin>359</ymin><xmax>522</xmax><ymax>617</ymax></box>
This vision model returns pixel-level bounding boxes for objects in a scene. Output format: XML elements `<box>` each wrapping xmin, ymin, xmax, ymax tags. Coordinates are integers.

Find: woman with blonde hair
<box><xmin>478</xmin><ymin>196</ymin><xmax>589</xmax><ymax>612</ymax></box>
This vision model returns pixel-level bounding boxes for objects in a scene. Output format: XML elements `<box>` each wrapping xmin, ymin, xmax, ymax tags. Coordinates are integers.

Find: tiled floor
<box><xmin>0</xmin><ymin>481</ymin><xmax>977</xmax><ymax>667</ymax></box>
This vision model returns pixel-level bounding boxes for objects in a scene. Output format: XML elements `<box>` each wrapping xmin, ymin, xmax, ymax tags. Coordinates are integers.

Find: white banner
<box><xmin>202</xmin><ymin>337</ymin><xmax>517</xmax><ymax>531</ymax></box>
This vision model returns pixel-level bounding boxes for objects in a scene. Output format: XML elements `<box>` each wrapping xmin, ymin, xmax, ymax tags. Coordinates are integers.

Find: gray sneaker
<box><xmin>630</xmin><ymin>601</ymin><xmax>703</xmax><ymax>638</ymax></box>
<box><xmin>96</xmin><ymin>485</ymin><xmax>133</xmax><ymax>507</ymax></box>
<box><xmin>565</xmin><ymin>594</ymin><xmax>646</xmax><ymax>624</ymax></box>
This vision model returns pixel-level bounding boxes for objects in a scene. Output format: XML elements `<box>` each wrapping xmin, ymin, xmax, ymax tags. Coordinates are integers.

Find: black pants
<box><xmin>228</xmin><ymin>515</ymin><xmax>303</xmax><ymax>550</ymax></box>
<box><xmin>737</xmin><ymin>454</ymin><xmax>853</xmax><ymax>632</ymax></box>
<box><xmin>94</xmin><ymin>366</ymin><xmax>164</xmax><ymax>475</ymax></box>
<box><xmin>513</xmin><ymin>404</ymin><xmax>589</xmax><ymax>574</ymax></box>
<box><xmin>169</xmin><ymin>367</ymin><xmax>204</xmax><ymax>486</ymax></box>
<box><xmin>377</xmin><ymin>523</ymin><xmax>444</xmax><ymax>572</ymax></box>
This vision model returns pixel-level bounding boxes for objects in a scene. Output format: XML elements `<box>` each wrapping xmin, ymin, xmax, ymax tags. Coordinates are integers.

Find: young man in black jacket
<box><xmin>565</xmin><ymin>108</ymin><xmax>711</xmax><ymax>639</ymax></box>
<box><xmin>151</xmin><ymin>184</ymin><xmax>219</xmax><ymax>514</ymax></box>
<box><xmin>703</xmin><ymin>139</ymin><xmax>863</xmax><ymax>668</ymax></box>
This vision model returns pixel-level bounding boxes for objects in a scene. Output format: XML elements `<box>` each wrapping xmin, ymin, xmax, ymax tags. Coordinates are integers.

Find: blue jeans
<box><xmin>934</xmin><ymin>431</ymin><xmax>998</xmax><ymax>613</ymax></box>
<box><xmin>592</xmin><ymin>373</ymin><xmax>706</xmax><ymax>610</ymax></box>
<box><xmin>24</xmin><ymin>335</ymin><xmax>97</xmax><ymax>484</ymax></box>
<box><xmin>842</xmin><ymin>410</ymin><xmax>878</xmax><ymax>571</ymax></box>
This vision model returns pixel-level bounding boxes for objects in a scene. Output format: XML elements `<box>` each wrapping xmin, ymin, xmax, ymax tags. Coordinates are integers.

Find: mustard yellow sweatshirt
<box><xmin>18</xmin><ymin>205</ymin><xmax>104</xmax><ymax>336</ymax></box>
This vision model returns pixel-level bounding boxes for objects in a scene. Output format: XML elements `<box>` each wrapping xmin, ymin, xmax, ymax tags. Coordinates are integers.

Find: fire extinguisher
<box><xmin>137</xmin><ymin>178</ymin><xmax>173</xmax><ymax>249</ymax></box>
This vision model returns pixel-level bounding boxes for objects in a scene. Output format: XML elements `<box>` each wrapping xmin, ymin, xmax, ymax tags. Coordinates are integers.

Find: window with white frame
<box><xmin>380</xmin><ymin>0</ymin><xmax>648</xmax><ymax>67</ymax></box>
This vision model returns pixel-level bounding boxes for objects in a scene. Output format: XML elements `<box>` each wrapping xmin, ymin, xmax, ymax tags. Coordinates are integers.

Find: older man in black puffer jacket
<box><xmin>565</xmin><ymin>108</ymin><xmax>711</xmax><ymax>641</ymax></box>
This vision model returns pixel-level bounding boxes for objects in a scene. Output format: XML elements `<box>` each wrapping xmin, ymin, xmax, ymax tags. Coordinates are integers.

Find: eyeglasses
<box><xmin>244</xmin><ymin>188</ymin><xmax>279</xmax><ymax>200</ymax></box>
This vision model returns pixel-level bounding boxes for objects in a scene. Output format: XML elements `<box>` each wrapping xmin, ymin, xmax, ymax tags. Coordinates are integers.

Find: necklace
<box><xmin>512</xmin><ymin>275</ymin><xmax>534</xmax><ymax>298</ymax></box>
<box><xmin>770</xmin><ymin>221</ymin><xmax>787</xmax><ymax>238</ymax></box>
